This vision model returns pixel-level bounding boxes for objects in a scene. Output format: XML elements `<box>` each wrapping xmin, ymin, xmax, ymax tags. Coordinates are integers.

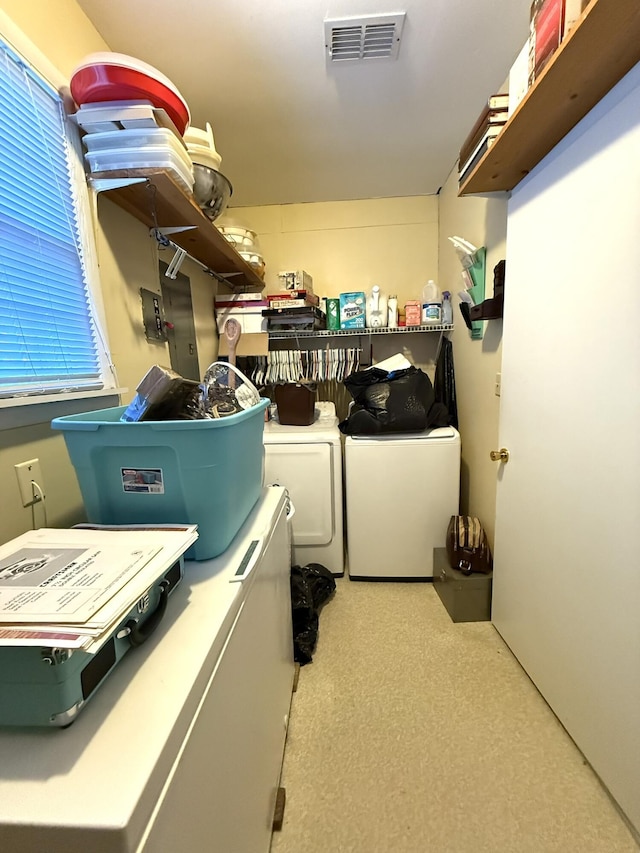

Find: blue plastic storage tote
<box><xmin>51</xmin><ymin>400</ymin><xmax>268</xmax><ymax>561</ymax></box>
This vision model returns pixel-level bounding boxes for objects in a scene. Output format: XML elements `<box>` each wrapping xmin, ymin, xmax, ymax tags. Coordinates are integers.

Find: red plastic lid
<box><xmin>70</xmin><ymin>52</ymin><xmax>190</xmax><ymax>134</ymax></box>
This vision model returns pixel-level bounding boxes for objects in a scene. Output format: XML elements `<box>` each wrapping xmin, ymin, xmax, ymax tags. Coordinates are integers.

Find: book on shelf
<box><xmin>266</xmin><ymin>289</ymin><xmax>319</xmax><ymax>306</ymax></box>
<box><xmin>459</xmin><ymin>108</ymin><xmax>508</xmax><ymax>168</ymax></box>
<box><xmin>508</xmin><ymin>39</ymin><xmax>530</xmax><ymax>117</ymax></box>
<box><xmin>269</xmin><ymin>297</ymin><xmax>318</xmax><ymax>309</ymax></box>
<box><xmin>487</xmin><ymin>93</ymin><xmax>509</xmax><ymax>110</ymax></box>
<box><xmin>528</xmin><ymin>0</ymin><xmax>564</xmax><ymax>86</ymax></box>
<box><xmin>564</xmin><ymin>0</ymin><xmax>588</xmax><ymax>37</ymax></box>
<box><xmin>458</xmin><ymin>131</ymin><xmax>501</xmax><ymax>185</ymax></box>
<box><xmin>214</xmin><ymin>291</ymin><xmax>264</xmax><ymax>304</ymax></box>
<box><xmin>458</xmin><ymin>124</ymin><xmax>504</xmax><ymax>182</ymax></box>
<box><xmin>215</xmin><ymin>299</ymin><xmax>268</xmax><ymax>310</ymax></box>
<box><xmin>263</xmin><ymin>304</ymin><xmax>325</xmax><ymax>318</ymax></box>
<box><xmin>506</xmin><ymin>0</ymin><xmax>584</xmax><ymax>119</ymax></box>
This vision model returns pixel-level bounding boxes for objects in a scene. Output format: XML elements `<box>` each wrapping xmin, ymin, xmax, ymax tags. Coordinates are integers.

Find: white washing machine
<box><xmin>263</xmin><ymin>402</ymin><xmax>344</xmax><ymax>576</ymax></box>
<box><xmin>345</xmin><ymin>427</ymin><xmax>460</xmax><ymax>580</ymax></box>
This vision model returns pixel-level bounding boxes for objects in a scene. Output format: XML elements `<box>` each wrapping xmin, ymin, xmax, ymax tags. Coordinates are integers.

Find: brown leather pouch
<box><xmin>446</xmin><ymin>516</ymin><xmax>493</xmax><ymax>575</ymax></box>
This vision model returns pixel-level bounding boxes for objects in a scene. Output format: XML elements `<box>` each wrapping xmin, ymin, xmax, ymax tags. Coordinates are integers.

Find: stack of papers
<box><xmin>0</xmin><ymin>525</ymin><xmax>198</xmax><ymax>653</ymax></box>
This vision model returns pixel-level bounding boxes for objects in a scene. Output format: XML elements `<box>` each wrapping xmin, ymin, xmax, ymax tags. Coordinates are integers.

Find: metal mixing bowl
<box><xmin>192</xmin><ymin>164</ymin><xmax>232</xmax><ymax>221</ymax></box>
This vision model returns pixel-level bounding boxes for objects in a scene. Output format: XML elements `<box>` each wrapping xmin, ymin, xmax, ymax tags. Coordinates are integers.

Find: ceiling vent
<box><xmin>325</xmin><ymin>12</ymin><xmax>406</xmax><ymax>62</ymax></box>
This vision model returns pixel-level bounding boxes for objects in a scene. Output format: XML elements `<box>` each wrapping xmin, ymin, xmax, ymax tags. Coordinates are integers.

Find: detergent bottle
<box><xmin>421</xmin><ymin>280</ymin><xmax>442</xmax><ymax>325</ymax></box>
<box><xmin>366</xmin><ymin>285</ymin><xmax>388</xmax><ymax>329</ymax></box>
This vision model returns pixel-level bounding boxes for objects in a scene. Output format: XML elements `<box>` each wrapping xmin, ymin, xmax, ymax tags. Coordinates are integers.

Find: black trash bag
<box><xmin>339</xmin><ymin>365</ymin><xmax>440</xmax><ymax>435</ymax></box>
<box><xmin>290</xmin><ymin>563</ymin><xmax>336</xmax><ymax>665</ymax></box>
<box><xmin>433</xmin><ymin>338</ymin><xmax>459</xmax><ymax>429</ymax></box>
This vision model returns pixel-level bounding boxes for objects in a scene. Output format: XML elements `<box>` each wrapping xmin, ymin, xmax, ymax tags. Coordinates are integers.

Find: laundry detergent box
<box><xmin>339</xmin><ymin>292</ymin><xmax>366</xmax><ymax>329</ymax></box>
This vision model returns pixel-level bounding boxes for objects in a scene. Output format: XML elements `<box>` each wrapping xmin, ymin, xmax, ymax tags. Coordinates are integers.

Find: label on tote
<box><xmin>121</xmin><ymin>468</ymin><xmax>165</xmax><ymax>494</ymax></box>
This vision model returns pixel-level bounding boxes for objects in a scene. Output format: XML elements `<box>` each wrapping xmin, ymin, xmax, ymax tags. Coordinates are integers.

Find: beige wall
<box><xmin>96</xmin><ymin>197</ymin><xmax>218</xmax><ymax>396</ymax></box>
<box><xmin>0</xmin><ymin>0</ymin><xmax>107</xmax><ymax>78</ymax></box>
<box><xmin>438</xmin><ymin>163</ymin><xmax>507</xmax><ymax>547</ymax></box>
<box><xmin>220</xmin><ymin>196</ymin><xmax>442</xmax><ymax>375</ymax></box>
<box><xmin>220</xmin><ymin>195</ymin><xmax>439</xmax><ymax>306</ymax></box>
<box><xmin>0</xmin><ymin>1</ymin><xmax>220</xmax><ymax>544</ymax></box>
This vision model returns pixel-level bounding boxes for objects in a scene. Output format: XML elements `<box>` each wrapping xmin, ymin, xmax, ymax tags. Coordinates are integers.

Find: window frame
<box><xmin>0</xmin><ymin>11</ymin><xmax>121</xmax><ymax>426</ymax></box>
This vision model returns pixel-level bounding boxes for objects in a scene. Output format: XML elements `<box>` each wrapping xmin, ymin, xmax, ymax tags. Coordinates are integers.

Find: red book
<box><xmin>266</xmin><ymin>290</ymin><xmax>319</xmax><ymax>306</ymax></box>
<box><xmin>529</xmin><ymin>0</ymin><xmax>564</xmax><ymax>85</ymax></box>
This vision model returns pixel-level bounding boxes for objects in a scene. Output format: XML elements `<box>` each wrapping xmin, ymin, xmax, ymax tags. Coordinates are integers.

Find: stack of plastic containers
<box><xmin>82</xmin><ymin>126</ymin><xmax>194</xmax><ymax>194</ymax></box>
<box><xmin>217</xmin><ymin>224</ymin><xmax>266</xmax><ymax>279</ymax></box>
<box><xmin>69</xmin><ymin>52</ymin><xmax>194</xmax><ymax>193</ymax></box>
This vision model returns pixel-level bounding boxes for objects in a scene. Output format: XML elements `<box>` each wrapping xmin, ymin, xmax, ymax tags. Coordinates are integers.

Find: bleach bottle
<box><xmin>421</xmin><ymin>280</ymin><xmax>442</xmax><ymax>325</ymax></box>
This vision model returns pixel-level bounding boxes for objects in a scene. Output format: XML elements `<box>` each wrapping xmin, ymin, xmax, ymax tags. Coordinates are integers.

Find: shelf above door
<box><xmin>459</xmin><ymin>0</ymin><xmax>640</xmax><ymax>195</ymax></box>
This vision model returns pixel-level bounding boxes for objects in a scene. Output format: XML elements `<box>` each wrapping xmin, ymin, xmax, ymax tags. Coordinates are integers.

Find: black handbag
<box><xmin>446</xmin><ymin>516</ymin><xmax>493</xmax><ymax>575</ymax></box>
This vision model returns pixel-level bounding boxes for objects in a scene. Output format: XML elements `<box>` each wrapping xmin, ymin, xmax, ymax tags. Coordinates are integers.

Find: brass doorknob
<box><xmin>490</xmin><ymin>448</ymin><xmax>510</xmax><ymax>463</ymax></box>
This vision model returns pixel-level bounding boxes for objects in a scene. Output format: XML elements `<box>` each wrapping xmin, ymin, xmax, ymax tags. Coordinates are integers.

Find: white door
<box><xmin>492</xmin><ymin>66</ymin><xmax>640</xmax><ymax>831</ymax></box>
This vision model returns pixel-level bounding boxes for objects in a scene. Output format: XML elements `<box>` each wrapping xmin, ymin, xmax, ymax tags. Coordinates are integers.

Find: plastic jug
<box><xmin>366</xmin><ymin>285</ymin><xmax>388</xmax><ymax>329</ymax></box>
<box><xmin>421</xmin><ymin>280</ymin><xmax>442</xmax><ymax>325</ymax></box>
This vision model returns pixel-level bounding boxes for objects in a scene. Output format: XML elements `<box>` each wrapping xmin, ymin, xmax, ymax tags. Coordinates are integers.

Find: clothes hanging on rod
<box><xmin>237</xmin><ymin>348</ymin><xmax>361</xmax><ymax>386</ymax></box>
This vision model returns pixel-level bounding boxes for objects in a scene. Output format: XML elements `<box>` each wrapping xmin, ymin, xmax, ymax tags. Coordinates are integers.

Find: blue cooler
<box><xmin>52</xmin><ymin>400</ymin><xmax>269</xmax><ymax>560</ymax></box>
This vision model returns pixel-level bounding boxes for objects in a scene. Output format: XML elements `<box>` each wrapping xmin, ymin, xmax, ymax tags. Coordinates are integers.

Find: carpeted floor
<box><xmin>271</xmin><ymin>578</ymin><xmax>638</xmax><ymax>853</ymax></box>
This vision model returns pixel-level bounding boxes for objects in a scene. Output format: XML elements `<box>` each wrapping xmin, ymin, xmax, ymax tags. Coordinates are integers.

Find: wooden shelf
<box><xmin>459</xmin><ymin>0</ymin><xmax>640</xmax><ymax>195</ymax></box>
<box><xmin>92</xmin><ymin>171</ymin><xmax>264</xmax><ymax>290</ymax></box>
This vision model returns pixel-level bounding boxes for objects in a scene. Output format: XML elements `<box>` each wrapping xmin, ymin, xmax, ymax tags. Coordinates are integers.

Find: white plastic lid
<box><xmin>186</xmin><ymin>144</ymin><xmax>222</xmax><ymax>171</ymax></box>
<box><xmin>183</xmin><ymin>122</ymin><xmax>216</xmax><ymax>149</ymax></box>
<box><xmin>184</xmin><ymin>122</ymin><xmax>222</xmax><ymax>169</ymax></box>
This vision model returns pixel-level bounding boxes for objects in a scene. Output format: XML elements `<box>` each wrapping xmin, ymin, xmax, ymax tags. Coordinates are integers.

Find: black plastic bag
<box><xmin>433</xmin><ymin>338</ymin><xmax>459</xmax><ymax>429</ymax></box>
<box><xmin>290</xmin><ymin>563</ymin><xmax>336</xmax><ymax>665</ymax></box>
<box><xmin>339</xmin><ymin>365</ymin><xmax>441</xmax><ymax>435</ymax></box>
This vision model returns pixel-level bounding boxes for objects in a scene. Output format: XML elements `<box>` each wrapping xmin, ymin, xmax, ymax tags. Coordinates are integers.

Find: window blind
<box><xmin>0</xmin><ymin>38</ymin><xmax>102</xmax><ymax>398</ymax></box>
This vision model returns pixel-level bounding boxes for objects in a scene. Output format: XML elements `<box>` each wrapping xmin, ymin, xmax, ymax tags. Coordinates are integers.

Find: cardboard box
<box><xmin>216</xmin><ymin>308</ymin><xmax>267</xmax><ymax>334</ymax></box>
<box><xmin>339</xmin><ymin>292</ymin><xmax>366</xmax><ymax>329</ymax></box>
<box><xmin>277</xmin><ymin>270</ymin><xmax>313</xmax><ymax>292</ymax></box>
<box><xmin>405</xmin><ymin>300</ymin><xmax>422</xmax><ymax>326</ymax></box>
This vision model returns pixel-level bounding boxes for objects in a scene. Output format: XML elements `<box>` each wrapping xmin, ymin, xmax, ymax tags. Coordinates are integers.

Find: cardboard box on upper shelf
<box><xmin>277</xmin><ymin>270</ymin><xmax>313</xmax><ymax>292</ymax></box>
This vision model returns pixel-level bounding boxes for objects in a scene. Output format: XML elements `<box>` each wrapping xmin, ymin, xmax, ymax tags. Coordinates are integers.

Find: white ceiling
<box><xmin>76</xmin><ymin>0</ymin><xmax>531</xmax><ymax>208</ymax></box>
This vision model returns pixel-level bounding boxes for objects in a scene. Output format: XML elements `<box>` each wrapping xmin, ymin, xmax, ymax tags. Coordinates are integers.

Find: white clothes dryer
<box><xmin>263</xmin><ymin>402</ymin><xmax>344</xmax><ymax>576</ymax></box>
<box><xmin>345</xmin><ymin>427</ymin><xmax>460</xmax><ymax>580</ymax></box>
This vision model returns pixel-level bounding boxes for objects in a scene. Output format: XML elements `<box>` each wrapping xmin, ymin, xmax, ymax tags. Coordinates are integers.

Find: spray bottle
<box><xmin>421</xmin><ymin>280</ymin><xmax>442</xmax><ymax>325</ymax></box>
<box><xmin>442</xmin><ymin>291</ymin><xmax>453</xmax><ymax>325</ymax></box>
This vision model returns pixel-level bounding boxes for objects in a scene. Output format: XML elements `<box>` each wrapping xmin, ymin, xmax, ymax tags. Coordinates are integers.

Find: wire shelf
<box><xmin>267</xmin><ymin>324</ymin><xmax>453</xmax><ymax>341</ymax></box>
